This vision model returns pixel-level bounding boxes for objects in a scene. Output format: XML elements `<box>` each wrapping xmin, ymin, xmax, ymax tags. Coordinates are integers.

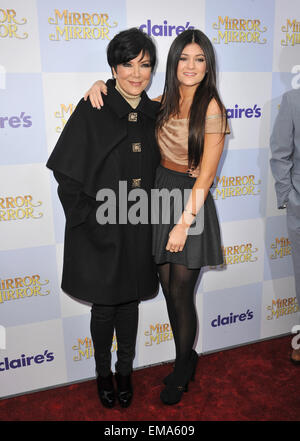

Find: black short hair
<box><xmin>107</xmin><ymin>28</ymin><xmax>156</xmax><ymax>72</ymax></box>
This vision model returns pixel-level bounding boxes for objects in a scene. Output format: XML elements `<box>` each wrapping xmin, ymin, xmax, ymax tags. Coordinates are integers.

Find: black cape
<box><xmin>47</xmin><ymin>80</ymin><xmax>161</xmax><ymax>305</ymax></box>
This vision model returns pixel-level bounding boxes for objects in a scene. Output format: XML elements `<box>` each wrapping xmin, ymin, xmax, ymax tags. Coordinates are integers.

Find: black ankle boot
<box><xmin>160</xmin><ymin>351</ymin><xmax>198</xmax><ymax>405</ymax></box>
<box><xmin>115</xmin><ymin>372</ymin><xmax>133</xmax><ymax>408</ymax></box>
<box><xmin>160</xmin><ymin>376</ymin><xmax>187</xmax><ymax>405</ymax></box>
<box><xmin>96</xmin><ymin>372</ymin><xmax>116</xmax><ymax>408</ymax></box>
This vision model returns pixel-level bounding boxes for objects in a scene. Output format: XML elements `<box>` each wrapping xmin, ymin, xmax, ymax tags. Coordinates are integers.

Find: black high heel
<box><xmin>96</xmin><ymin>372</ymin><xmax>116</xmax><ymax>408</ymax></box>
<box><xmin>160</xmin><ymin>351</ymin><xmax>198</xmax><ymax>405</ymax></box>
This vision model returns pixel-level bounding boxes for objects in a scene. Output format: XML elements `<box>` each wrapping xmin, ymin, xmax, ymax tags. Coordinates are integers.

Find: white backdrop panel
<box><xmin>0</xmin><ymin>0</ymin><xmax>298</xmax><ymax>398</ymax></box>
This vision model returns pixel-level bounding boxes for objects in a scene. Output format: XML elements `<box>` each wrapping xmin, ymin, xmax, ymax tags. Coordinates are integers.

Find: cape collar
<box><xmin>104</xmin><ymin>79</ymin><xmax>158</xmax><ymax>120</ymax></box>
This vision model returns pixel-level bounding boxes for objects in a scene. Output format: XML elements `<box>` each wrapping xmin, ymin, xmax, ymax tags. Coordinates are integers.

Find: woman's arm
<box><xmin>166</xmin><ymin>99</ymin><xmax>225</xmax><ymax>252</ymax></box>
<box><xmin>54</xmin><ymin>171</ymin><xmax>93</xmax><ymax>228</ymax></box>
<box><xmin>84</xmin><ymin>80</ymin><xmax>107</xmax><ymax>109</ymax></box>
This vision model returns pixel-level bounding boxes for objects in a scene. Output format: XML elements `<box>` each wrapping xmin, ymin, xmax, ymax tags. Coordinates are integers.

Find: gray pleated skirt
<box><xmin>152</xmin><ymin>165</ymin><xmax>223</xmax><ymax>269</ymax></box>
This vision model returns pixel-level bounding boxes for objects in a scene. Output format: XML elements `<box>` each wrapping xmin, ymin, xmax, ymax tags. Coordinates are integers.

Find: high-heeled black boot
<box><xmin>160</xmin><ymin>350</ymin><xmax>198</xmax><ymax>405</ymax></box>
<box><xmin>96</xmin><ymin>372</ymin><xmax>116</xmax><ymax>408</ymax></box>
<box><xmin>115</xmin><ymin>372</ymin><xmax>133</xmax><ymax>408</ymax></box>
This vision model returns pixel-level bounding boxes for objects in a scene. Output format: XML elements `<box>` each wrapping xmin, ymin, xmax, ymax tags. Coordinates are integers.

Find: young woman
<box><xmin>47</xmin><ymin>28</ymin><xmax>160</xmax><ymax>409</ymax></box>
<box><xmin>85</xmin><ymin>29</ymin><xmax>229</xmax><ymax>405</ymax></box>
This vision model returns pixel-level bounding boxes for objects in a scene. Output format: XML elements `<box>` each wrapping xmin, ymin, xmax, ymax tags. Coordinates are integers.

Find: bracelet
<box><xmin>184</xmin><ymin>209</ymin><xmax>196</xmax><ymax>217</ymax></box>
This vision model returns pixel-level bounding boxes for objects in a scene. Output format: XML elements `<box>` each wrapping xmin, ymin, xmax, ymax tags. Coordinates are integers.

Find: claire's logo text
<box><xmin>0</xmin><ymin>195</ymin><xmax>43</xmax><ymax>221</ymax></box>
<box><xmin>281</xmin><ymin>19</ymin><xmax>300</xmax><ymax>46</ymax></box>
<box><xmin>211</xmin><ymin>309</ymin><xmax>254</xmax><ymax>327</ymax></box>
<box><xmin>0</xmin><ymin>350</ymin><xmax>54</xmax><ymax>372</ymax></box>
<box><xmin>270</xmin><ymin>237</ymin><xmax>291</xmax><ymax>259</ymax></box>
<box><xmin>0</xmin><ymin>112</ymin><xmax>32</xmax><ymax>129</ymax></box>
<box><xmin>139</xmin><ymin>20</ymin><xmax>194</xmax><ymax>37</ymax></box>
<box><xmin>213</xmin><ymin>175</ymin><xmax>261</xmax><ymax>200</ymax></box>
<box><xmin>144</xmin><ymin>323</ymin><xmax>173</xmax><ymax>346</ymax></box>
<box><xmin>226</xmin><ymin>104</ymin><xmax>261</xmax><ymax>119</ymax></box>
<box><xmin>0</xmin><ymin>9</ymin><xmax>28</xmax><ymax>39</ymax></box>
<box><xmin>0</xmin><ymin>275</ymin><xmax>50</xmax><ymax>305</ymax></box>
<box><xmin>266</xmin><ymin>297</ymin><xmax>299</xmax><ymax>320</ymax></box>
<box><xmin>48</xmin><ymin>9</ymin><xmax>117</xmax><ymax>41</ymax></box>
<box><xmin>212</xmin><ymin>16</ymin><xmax>267</xmax><ymax>44</ymax></box>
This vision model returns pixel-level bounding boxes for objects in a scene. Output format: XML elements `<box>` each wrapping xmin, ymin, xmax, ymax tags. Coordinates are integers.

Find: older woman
<box><xmin>47</xmin><ymin>28</ymin><xmax>160</xmax><ymax>409</ymax></box>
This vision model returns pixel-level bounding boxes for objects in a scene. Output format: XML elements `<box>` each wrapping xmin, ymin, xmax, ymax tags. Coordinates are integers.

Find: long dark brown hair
<box><xmin>156</xmin><ymin>29</ymin><xmax>227</xmax><ymax>169</ymax></box>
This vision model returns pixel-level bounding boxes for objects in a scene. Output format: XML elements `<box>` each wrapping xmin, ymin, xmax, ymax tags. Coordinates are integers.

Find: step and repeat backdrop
<box><xmin>0</xmin><ymin>0</ymin><xmax>299</xmax><ymax>398</ymax></box>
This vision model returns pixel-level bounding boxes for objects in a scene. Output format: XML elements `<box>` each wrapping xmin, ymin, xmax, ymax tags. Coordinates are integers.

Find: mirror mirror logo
<box><xmin>0</xmin><ymin>325</ymin><xmax>6</xmax><ymax>350</ymax></box>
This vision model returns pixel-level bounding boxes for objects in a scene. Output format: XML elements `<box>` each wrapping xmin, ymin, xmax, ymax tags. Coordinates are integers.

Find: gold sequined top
<box><xmin>157</xmin><ymin>114</ymin><xmax>230</xmax><ymax>167</ymax></box>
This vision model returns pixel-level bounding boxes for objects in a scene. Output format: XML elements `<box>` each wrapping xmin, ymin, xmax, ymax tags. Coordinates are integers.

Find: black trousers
<box><xmin>90</xmin><ymin>300</ymin><xmax>139</xmax><ymax>377</ymax></box>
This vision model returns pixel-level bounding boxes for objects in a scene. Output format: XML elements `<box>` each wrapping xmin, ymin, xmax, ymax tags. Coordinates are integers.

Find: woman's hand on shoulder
<box><xmin>84</xmin><ymin>80</ymin><xmax>107</xmax><ymax>109</ymax></box>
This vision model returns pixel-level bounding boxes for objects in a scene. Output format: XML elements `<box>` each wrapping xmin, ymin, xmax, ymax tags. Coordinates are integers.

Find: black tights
<box><xmin>158</xmin><ymin>263</ymin><xmax>200</xmax><ymax>373</ymax></box>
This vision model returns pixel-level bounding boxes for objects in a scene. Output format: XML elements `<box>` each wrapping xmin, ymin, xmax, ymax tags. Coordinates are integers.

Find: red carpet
<box><xmin>0</xmin><ymin>335</ymin><xmax>299</xmax><ymax>421</ymax></box>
